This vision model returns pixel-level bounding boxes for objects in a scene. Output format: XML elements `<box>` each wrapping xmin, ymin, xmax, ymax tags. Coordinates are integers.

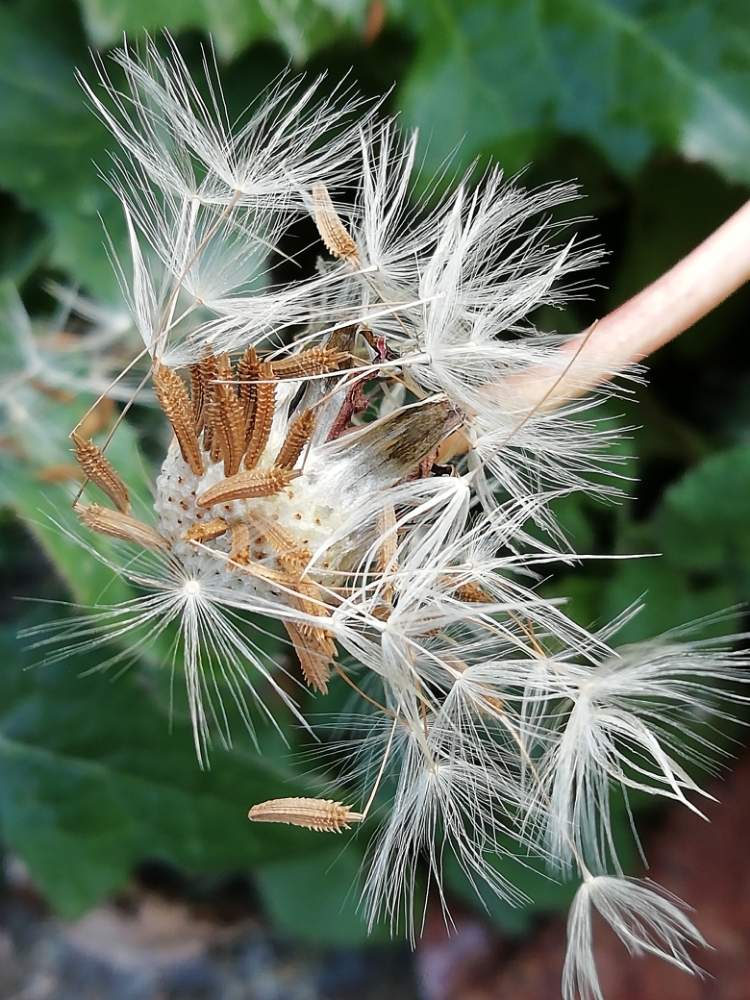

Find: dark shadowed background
<box><xmin>1</xmin><ymin>1</ymin><xmax>750</xmax><ymax>998</ymax></box>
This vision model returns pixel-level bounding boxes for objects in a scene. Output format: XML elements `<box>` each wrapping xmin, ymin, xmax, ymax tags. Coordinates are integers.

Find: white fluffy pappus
<box><xmin>563</xmin><ymin>875</ymin><xmax>707</xmax><ymax>1000</ymax></box>
<box><xmin>23</xmin><ymin>35</ymin><xmax>750</xmax><ymax>1000</ymax></box>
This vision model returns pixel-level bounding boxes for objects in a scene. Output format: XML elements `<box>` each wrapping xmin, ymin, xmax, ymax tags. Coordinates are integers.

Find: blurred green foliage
<box><xmin>1</xmin><ymin>0</ymin><xmax>750</xmax><ymax>943</ymax></box>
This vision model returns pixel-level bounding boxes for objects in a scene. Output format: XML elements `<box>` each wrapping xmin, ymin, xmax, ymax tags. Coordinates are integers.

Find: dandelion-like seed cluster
<box><xmin>27</xmin><ymin>35</ymin><xmax>750</xmax><ymax>999</ymax></box>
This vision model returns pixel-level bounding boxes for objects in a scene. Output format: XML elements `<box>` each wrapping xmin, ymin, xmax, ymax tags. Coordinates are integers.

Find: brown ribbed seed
<box><xmin>229</xmin><ymin>522</ymin><xmax>251</xmax><ymax>563</ymax></box>
<box><xmin>275</xmin><ymin>408</ymin><xmax>316</xmax><ymax>470</ymax></box>
<box><xmin>251</xmin><ymin>513</ymin><xmax>311</xmax><ymax>566</ymax></box>
<box><xmin>243</xmin><ymin>362</ymin><xmax>276</xmax><ymax>470</ymax></box>
<box><xmin>208</xmin><ymin>382</ymin><xmax>245</xmax><ymax>476</ymax></box>
<box><xmin>74</xmin><ymin>503</ymin><xmax>168</xmax><ymax>552</ymax></box>
<box><xmin>71</xmin><ymin>432</ymin><xmax>130</xmax><ymax>513</ymax></box>
<box><xmin>454</xmin><ymin>581</ymin><xmax>491</xmax><ymax>603</ymax></box>
<box><xmin>207</xmin><ymin>354</ymin><xmax>233</xmax><ymax>464</ymax></box>
<box><xmin>248</xmin><ymin>797</ymin><xmax>363</xmax><ymax>833</ymax></box>
<box><xmin>185</xmin><ymin>518</ymin><xmax>228</xmax><ymax>543</ymax></box>
<box><xmin>286</xmin><ymin>576</ymin><xmax>329</xmax><ymax>632</ymax></box>
<box><xmin>197</xmin><ymin>467</ymin><xmax>298</xmax><ymax>508</ymax></box>
<box><xmin>235</xmin><ymin>347</ymin><xmax>259</xmax><ymax>436</ymax></box>
<box><xmin>285</xmin><ymin>622</ymin><xmax>335</xmax><ymax>693</ymax></box>
<box><xmin>189</xmin><ymin>356</ymin><xmax>212</xmax><ymax>434</ymax></box>
<box><xmin>270</xmin><ymin>347</ymin><xmax>349</xmax><ymax>380</ymax></box>
<box><xmin>312</xmin><ymin>183</ymin><xmax>359</xmax><ymax>263</ymax></box>
<box><xmin>377</xmin><ymin>503</ymin><xmax>398</xmax><ymax>609</ymax></box>
<box><xmin>153</xmin><ymin>364</ymin><xmax>204</xmax><ymax>476</ymax></box>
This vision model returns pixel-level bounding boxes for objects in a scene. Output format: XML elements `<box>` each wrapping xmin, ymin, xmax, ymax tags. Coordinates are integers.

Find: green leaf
<box><xmin>592</xmin><ymin>443</ymin><xmax>750</xmax><ymax>642</ymax></box>
<box><xmin>653</xmin><ymin>442</ymin><xmax>750</xmax><ymax>597</ymax></box>
<box><xmin>76</xmin><ymin>0</ymin><xmax>261</xmax><ymax>59</ymax></box>
<box><xmin>600</xmin><ymin>559</ymin><xmax>738</xmax><ymax>644</ymax></box>
<box><xmin>256</xmin><ymin>842</ymin><xmax>378</xmax><ymax>946</ymax></box>
<box><xmin>0</xmin><ymin>1</ymin><xmax>124</xmax><ymax>297</ymax></box>
<box><xmin>0</xmin><ymin>400</ymin><xmax>153</xmax><ymax>607</ymax></box>
<box><xmin>444</xmin><ymin>800</ymin><xmax>641</xmax><ymax>932</ymax></box>
<box><xmin>444</xmin><ymin>852</ymin><xmax>577</xmax><ymax>935</ymax></box>
<box><xmin>76</xmin><ymin>0</ymin><xmax>369</xmax><ymax>62</ymax></box>
<box><xmin>0</xmin><ymin>197</ymin><xmax>49</xmax><ymax>283</ymax></box>
<box><xmin>399</xmin><ymin>0</ymin><xmax>750</xmax><ymax>183</ymax></box>
<box><xmin>0</xmin><ymin>620</ymin><xmax>334</xmax><ymax>918</ymax></box>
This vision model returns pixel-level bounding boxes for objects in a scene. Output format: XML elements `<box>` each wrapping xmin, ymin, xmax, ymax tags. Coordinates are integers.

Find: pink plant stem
<box><xmin>508</xmin><ymin>199</ymin><xmax>750</xmax><ymax>411</ymax></box>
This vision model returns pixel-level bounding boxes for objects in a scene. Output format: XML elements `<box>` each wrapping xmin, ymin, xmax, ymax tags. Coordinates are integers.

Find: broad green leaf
<box><xmin>444</xmin><ymin>802</ymin><xmax>639</xmax><ymax>932</ymax></box>
<box><xmin>600</xmin><ymin>559</ymin><xmax>738</xmax><ymax>644</ymax></box>
<box><xmin>0</xmin><ymin>198</ymin><xmax>49</xmax><ymax>283</ymax></box>
<box><xmin>0</xmin><ymin>621</ymin><xmax>333</xmax><ymax>918</ymax></box>
<box><xmin>399</xmin><ymin>0</ymin><xmax>750</xmax><ymax>183</ymax></box>
<box><xmin>76</xmin><ymin>0</ymin><xmax>265</xmax><ymax>59</ymax></box>
<box><xmin>0</xmin><ymin>1</ymin><xmax>125</xmax><ymax>298</ymax></box>
<box><xmin>542</xmin><ymin>574</ymin><xmax>607</xmax><ymax>632</ymax></box>
<box><xmin>255</xmin><ymin>842</ymin><xmax>380</xmax><ymax>946</ymax></box>
<box><xmin>592</xmin><ymin>444</ymin><xmax>750</xmax><ymax>642</ymax></box>
<box><xmin>444</xmin><ymin>852</ymin><xmax>577</xmax><ymax>935</ymax></box>
<box><xmin>652</xmin><ymin>442</ymin><xmax>750</xmax><ymax>597</ymax></box>
<box><xmin>76</xmin><ymin>0</ymin><xmax>369</xmax><ymax>62</ymax></box>
<box><xmin>0</xmin><ymin>398</ymin><xmax>153</xmax><ymax>607</ymax></box>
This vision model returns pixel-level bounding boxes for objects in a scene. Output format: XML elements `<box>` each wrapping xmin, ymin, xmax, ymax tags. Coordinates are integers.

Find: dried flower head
<box><xmin>27</xmin><ymin>35</ymin><xmax>750</xmax><ymax>1000</ymax></box>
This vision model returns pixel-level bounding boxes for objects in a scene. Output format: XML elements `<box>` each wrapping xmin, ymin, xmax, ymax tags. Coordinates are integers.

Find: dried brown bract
<box><xmin>236</xmin><ymin>346</ymin><xmax>259</xmax><ymax>431</ymax></box>
<box><xmin>454</xmin><ymin>581</ymin><xmax>491</xmax><ymax>603</ymax></box>
<box><xmin>229</xmin><ymin>522</ymin><xmax>252</xmax><ymax>563</ymax></box>
<box><xmin>208</xmin><ymin>354</ymin><xmax>233</xmax><ymax>464</ymax></box>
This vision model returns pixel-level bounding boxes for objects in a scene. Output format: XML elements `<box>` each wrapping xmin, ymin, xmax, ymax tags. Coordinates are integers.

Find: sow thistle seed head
<box><xmin>27</xmin><ymin>34</ymin><xmax>750</xmax><ymax>1000</ymax></box>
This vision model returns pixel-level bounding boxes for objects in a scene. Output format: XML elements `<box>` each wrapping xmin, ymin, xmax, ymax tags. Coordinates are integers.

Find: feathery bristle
<box><xmin>243</xmin><ymin>362</ymin><xmax>276</xmax><ymax>470</ymax></box>
<box><xmin>74</xmin><ymin>503</ymin><xmax>168</xmax><ymax>551</ymax></box>
<box><xmin>275</xmin><ymin>408</ymin><xmax>316</xmax><ymax>470</ymax></box>
<box><xmin>248</xmin><ymin>797</ymin><xmax>363</xmax><ymax>833</ymax></box>
<box><xmin>71</xmin><ymin>432</ymin><xmax>130</xmax><ymax>513</ymax></box>
<box><xmin>197</xmin><ymin>467</ymin><xmax>298</xmax><ymax>508</ymax></box>
<box><xmin>153</xmin><ymin>364</ymin><xmax>204</xmax><ymax>476</ymax></box>
<box><xmin>312</xmin><ymin>183</ymin><xmax>359</xmax><ymax>263</ymax></box>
